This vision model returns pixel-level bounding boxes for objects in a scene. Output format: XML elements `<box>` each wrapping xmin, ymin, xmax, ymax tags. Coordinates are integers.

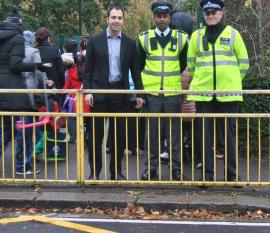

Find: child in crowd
<box><xmin>61</xmin><ymin>40</ymin><xmax>77</xmax><ymax>80</ymax></box>
<box><xmin>63</xmin><ymin>40</ymin><xmax>89</xmax><ymax>143</ymax></box>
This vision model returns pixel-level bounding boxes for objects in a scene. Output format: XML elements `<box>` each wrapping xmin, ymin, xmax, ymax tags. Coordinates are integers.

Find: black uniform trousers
<box><xmin>86</xmin><ymin>82</ymin><xmax>127</xmax><ymax>177</ymax></box>
<box><xmin>195</xmin><ymin>99</ymin><xmax>239</xmax><ymax>180</ymax></box>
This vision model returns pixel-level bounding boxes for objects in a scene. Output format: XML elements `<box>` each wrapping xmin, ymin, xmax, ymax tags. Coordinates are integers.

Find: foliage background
<box><xmin>0</xmin><ymin>0</ymin><xmax>153</xmax><ymax>36</ymax></box>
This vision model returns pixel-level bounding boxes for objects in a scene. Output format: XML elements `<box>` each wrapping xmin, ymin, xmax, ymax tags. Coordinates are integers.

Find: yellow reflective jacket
<box><xmin>139</xmin><ymin>29</ymin><xmax>188</xmax><ymax>96</ymax></box>
<box><xmin>187</xmin><ymin>25</ymin><xmax>249</xmax><ymax>102</ymax></box>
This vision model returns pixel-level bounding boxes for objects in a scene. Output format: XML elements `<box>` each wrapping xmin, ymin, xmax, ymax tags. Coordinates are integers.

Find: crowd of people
<box><xmin>0</xmin><ymin>0</ymin><xmax>249</xmax><ymax>182</ymax></box>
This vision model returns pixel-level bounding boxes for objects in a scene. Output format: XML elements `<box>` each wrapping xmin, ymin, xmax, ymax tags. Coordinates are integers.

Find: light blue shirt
<box><xmin>107</xmin><ymin>27</ymin><xmax>122</xmax><ymax>83</ymax></box>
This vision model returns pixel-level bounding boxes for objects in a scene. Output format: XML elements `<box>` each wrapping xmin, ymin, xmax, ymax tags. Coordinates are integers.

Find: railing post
<box><xmin>76</xmin><ymin>90</ymin><xmax>85</xmax><ymax>184</ymax></box>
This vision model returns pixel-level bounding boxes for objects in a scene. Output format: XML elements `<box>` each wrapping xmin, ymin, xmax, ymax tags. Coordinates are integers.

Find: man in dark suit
<box><xmin>84</xmin><ymin>6</ymin><xmax>144</xmax><ymax>180</ymax></box>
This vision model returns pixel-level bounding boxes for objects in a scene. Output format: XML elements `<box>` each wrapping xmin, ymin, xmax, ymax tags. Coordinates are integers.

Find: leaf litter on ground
<box><xmin>0</xmin><ymin>204</ymin><xmax>270</xmax><ymax>221</ymax></box>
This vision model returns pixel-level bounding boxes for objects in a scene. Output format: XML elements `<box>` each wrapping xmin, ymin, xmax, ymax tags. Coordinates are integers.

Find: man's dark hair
<box><xmin>107</xmin><ymin>5</ymin><xmax>125</xmax><ymax>18</ymax></box>
<box><xmin>64</xmin><ymin>40</ymin><xmax>77</xmax><ymax>54</ymax></box>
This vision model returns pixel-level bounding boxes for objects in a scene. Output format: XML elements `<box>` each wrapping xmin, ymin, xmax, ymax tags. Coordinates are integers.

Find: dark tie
<box><xmin>161</xmin><ymin>32</ymin><xmax>164</xmax><ymax>37</ymax></box>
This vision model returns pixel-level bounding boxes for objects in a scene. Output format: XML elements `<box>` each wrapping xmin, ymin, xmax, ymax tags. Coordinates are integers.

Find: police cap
<box><xmin>151</xmin><ymin>1</ymin><xmax>172</xmax><ymax>14</ymax></box>
<box><xmin>200</xmin><ymin>0</ymin><xmax>224</xmax><ymax>12</ymax></box>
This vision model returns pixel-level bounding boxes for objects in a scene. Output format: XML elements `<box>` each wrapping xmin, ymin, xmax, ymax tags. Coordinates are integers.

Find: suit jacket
<box><xmin>83</xmin><ymin>30</ymin><xmax>143</xmax><ymax>102</ymax></box>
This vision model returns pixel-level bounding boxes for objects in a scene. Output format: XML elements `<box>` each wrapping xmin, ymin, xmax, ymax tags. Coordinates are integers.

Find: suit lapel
<box><xmin>120</xmin><ymin>34</ymin><xmax>126</xmax><ymax>68</ymax></box>
<box><xmin>101</xmin><ymin>31</ymin><xmax>109</xmax><ymax>63</ymax></box>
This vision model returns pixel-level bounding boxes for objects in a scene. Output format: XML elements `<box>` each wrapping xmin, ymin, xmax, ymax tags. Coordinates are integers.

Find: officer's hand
<box><xmin>134</xmin><ymin>97</ymin><xmax>144</xmax><ymax>109</ymax></box>
<box><xmin>85</xmin><ymin>94</ymin><xmax>94</xmax><ymax>107</ymax></box>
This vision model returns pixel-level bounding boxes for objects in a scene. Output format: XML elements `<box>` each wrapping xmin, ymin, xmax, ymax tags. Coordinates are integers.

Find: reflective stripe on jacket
<box><xmin>139</xmin><ymin>29</ymin><xmax>188</xmax><ymax>96</ymax></box>
<box><xmin>187</xmin><ymin>25</ymin><xmax>249</xmax><ymax>102</ymax></box>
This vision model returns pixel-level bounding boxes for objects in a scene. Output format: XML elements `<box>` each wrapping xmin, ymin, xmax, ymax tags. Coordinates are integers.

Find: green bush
<box><xmin>238</xmin><ymin>49</ymin><xmax>270</xmax><ymax>157</ymax></box>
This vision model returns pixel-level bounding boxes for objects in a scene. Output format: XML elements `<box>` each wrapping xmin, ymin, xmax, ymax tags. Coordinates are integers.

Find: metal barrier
<box><xmin>0</xmin><ymin>89</ymin><xmax>270</xmax><ymax>187</ymax></box>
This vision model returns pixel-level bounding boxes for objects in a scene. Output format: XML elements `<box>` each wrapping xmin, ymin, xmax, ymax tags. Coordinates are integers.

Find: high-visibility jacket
<box><xmin>139</xmin><ymin>29</ymin><xmax>188</xmax><ymax>96</ymax></box>
<box><xmin>187</xmin><ymin>25</ymin><xmax>249</xmax><ymax>102</ymax></box>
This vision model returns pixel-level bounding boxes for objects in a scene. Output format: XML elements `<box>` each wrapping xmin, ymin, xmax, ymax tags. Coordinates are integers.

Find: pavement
<box><xmin>0</xmin><ymin>184</ymin><xmax>270</xmax><ymax>213</ymax></box>
<box><xmin>1</xmin><ymin>143</ymin><xmax>270</xmax><ymax>213</ymax></box>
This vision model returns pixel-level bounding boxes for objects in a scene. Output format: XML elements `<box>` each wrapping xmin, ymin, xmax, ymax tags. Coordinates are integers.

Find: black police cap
<box><xmin>151</xmin><ymin>1</ymin><xmax>172</xmax><ymax>14</ymax></box>
<box><xmin>200</xmin><ymin>0</ymin><xmax>224</xmax><ymax>12</ymax></box>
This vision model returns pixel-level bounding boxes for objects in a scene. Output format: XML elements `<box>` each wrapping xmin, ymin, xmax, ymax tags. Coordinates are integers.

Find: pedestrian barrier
<box><xmin>1</xmin><ymin>89</ymin><xmax>270</xmax><ymax>187</ymax></box>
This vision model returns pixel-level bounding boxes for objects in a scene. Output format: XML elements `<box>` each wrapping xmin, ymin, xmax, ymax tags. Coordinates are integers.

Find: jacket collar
<box><xmin>154</xmin><ymin>27</ymin><xmax>170</xmax><ymax>37</ymax></box>
<box><xmin>38</xmin><ymin>40</ymin><xmax>51</xmax><ymax>46</ymax></box>
<box><xmin>106</xmin><ymin>27</ymin><xmax>122</xmax><ymax>38</ymax></box>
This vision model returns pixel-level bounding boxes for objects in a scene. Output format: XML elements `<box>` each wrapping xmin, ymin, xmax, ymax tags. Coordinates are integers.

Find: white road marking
<box><xmin>55</xmin><ymin>218</ymin><xmax>270</xmax><ymax>227</ymax></box>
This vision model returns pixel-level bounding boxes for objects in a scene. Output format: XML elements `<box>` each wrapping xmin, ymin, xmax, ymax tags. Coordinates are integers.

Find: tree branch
<box><xmin>262</xmin><ymin>21</ymin><xmax>270</xmax><ymax>32</ymax></box>
<box><xmin>228</xmin><ymin>20</ymin><xmax>262</xmax><ymax>76</ymax></box>
<box><xmin>249</xmin><ymin>3</ymin><xmax>258</xmax><ymax>18</ymax></box>
<box><xmin>263</xmin><ymin>44</ymin><xmax>270</xmax><ymax>50</ymax></box>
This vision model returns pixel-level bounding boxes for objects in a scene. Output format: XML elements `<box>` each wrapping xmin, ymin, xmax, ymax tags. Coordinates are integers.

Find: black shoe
<box><xmin>88</xmin><ymin>174</ymin><xmax>99</xmax><ymax>180</ymax></box>
<box><xmin>172</xmin><ymin>170</ymin><xmax>182</xmax><ymax>181</ymax></box>
<box><xmin>141</xmin><ymin>169</ymin><xmax>157</xmax><ymax>181</ymax></box>
<box><xmin>227</xmin><ymin>176</ymin><xmax>241</xmax><ymax>181</ymax></box>
<box><xmin>200</xmin><ymin>175</ymin><xmax>214</xmax><ymax>181</ymax></box>
<box><xmin>111</xmin><ymin>173</ymin><xmax>126</xmax><ymax>180</ymax></box>
<box><xmin>228</xmin><ymin>176</ymin><xmax>242</xmax><ymax>188</ymax></box>
<box><xmin>199</xmin><ymin>176</ymin><xmax>213</xmax><ymax>188</ymax></box>
<box><xmin>161</xmin><ymin>157</ymin><xmax>169</xmax><ymax>164</ymax></box>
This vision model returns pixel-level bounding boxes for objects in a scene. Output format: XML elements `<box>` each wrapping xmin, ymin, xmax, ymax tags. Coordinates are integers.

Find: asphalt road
<box><xmin>1</xmin><ymin>218</ymin><xmax>270</xmax><ymax>233</ymax></box>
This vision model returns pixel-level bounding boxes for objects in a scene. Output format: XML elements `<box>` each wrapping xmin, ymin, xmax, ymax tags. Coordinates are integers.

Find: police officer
<box><xmin>138</xmin><ymin>1</ymin><xmax>188</xmax><ymax>181</ymax></box>
<box><xmin>187</xmin><ymin>0</ymin><xmax>249</xmax><ymax>182</ymax></box>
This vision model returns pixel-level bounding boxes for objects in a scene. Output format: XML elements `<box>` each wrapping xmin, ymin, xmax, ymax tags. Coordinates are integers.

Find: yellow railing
<box><xmin>0</xmin><ymin>89</ymin><xmax>270</xmax><ymax>187</ymax></box>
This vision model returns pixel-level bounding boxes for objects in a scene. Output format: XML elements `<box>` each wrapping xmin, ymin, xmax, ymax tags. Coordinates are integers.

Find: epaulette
<box><xmin>139</xmin><ymin>31</ymin><xmax>148</xmax><ymax>36</ymax></box>
<box><xmin>177</xmin><ymin>29</ymin><xmax>187</xmax><ymax>35</ymax></box>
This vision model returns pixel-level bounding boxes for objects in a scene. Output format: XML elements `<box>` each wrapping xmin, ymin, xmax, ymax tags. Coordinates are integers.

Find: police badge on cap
<box><xmin>200</xmin><ymin>0</ymin><xmax>224</xmax><ymax>12</ymax></box>
<box><xmin>151</xmin><ymin>1</ymin><xmax>172</xmax><ymax>14</ymax></box>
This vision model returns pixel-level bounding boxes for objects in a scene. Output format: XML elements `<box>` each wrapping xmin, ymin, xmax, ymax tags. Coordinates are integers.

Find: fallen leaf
<box><xmin>127</xmin><ymin>191</ymin><xmax>143</xmax><ymax>196</ymax></box>
<box><xmin>142</xmin><ymin>215</ymin><xmax>161</xmax><ymax>220</ymax></box>
<box><xmin>151</xmin><ymin>210</ymin><xmax>160</xmax><ymax>215</ymax></box>
<box><xmin>72</xmin><ymin>207</ymin><xmax>83</xmax><ymax>214</ymax></box>
<box><xmin>91</xmin><ymin>208</ymin><xmax>104</xmax><ymax>215</ymax></box>
<box><xmin>119</xmin><ymin>214</ymin><xmax>129</xmax><ymax>219</ymax></box>
<box><xmin>247</xmin><ymin>211</ymin><xmax>252</xmax><ymax>216</ymax></box>
<box><xmin>256</xmin><ymin>210</ymin><xmax>263</xmax><ymax>215</ymax></box>
<box><xmin>83</xmin><ymin>208</ymin><xmax>92</xmax><ymax>214</ymax></box>
<box><xmin>159</xmin><ymin>215</ymin><xmax>170</xmax><ymax>220</ymax></box>
<box><xmin>192</xmin><ymin>209</ymin><xmax>201</xmax><ymax>218</ymax></box>
<box><xmin>136</xmin><ymin>206</ymin><xmax>146</xmax><ymax>216</ymax></box>
<box><xmin>27</xmin><ymin>208</ymin><xmax>37</xmax><ymax>214</ymax></box>
<box><xmin>112</xmin><ymin>208</ymin><xmax>119</xmax><ymax>217</ymax></box>
<box><xmin>127</xmin><ymin>203</ymin><xmax>136</xmax><ymax>211</ymax></box>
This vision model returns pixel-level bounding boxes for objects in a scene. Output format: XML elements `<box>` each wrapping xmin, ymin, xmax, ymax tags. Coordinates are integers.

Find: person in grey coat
<box><xmin>22</xmin><ymin>30</ymin><xmax>53</xmax><ymax>107</ymax></box>
<box><xmin>23</xmin><ymin>30</ymin><xmax>48</xmax><ymax>107</ymax></box>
